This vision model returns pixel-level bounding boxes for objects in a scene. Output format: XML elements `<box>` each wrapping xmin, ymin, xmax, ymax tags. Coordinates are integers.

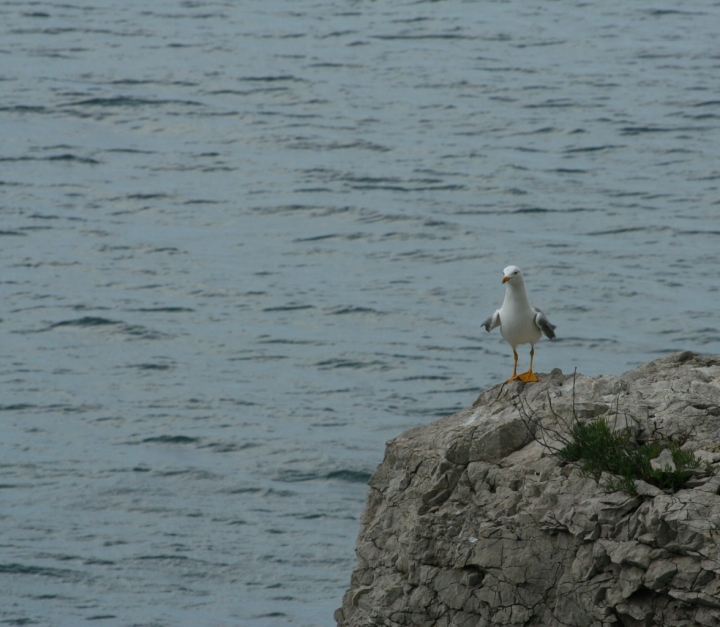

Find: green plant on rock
<box><xmin>555</xmin><ymin>417</ymin><xmax>703</xmax><ymax>496</ymax></box>
<box><xmin>515</xmin><ymin>371</ymin><xmax>711</xmax><ymax>497</ymax></box>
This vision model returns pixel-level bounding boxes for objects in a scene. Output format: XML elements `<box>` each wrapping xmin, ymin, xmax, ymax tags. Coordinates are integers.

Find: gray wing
<box><xmin>481</xmin><ymin>309</ymin><xmax>501</xmax><ymax>332</ymax></box>
<box><xmin>532</xmin><ymin>307</ymin><xmax>556</xmax><ymax>339</ymax></box>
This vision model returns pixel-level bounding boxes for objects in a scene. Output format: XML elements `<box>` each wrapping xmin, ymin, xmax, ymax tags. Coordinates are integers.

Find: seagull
<box><xmin>481</xmin><ymin>265</ymin><xmax>556</xmax><ymax>383</ymax></box>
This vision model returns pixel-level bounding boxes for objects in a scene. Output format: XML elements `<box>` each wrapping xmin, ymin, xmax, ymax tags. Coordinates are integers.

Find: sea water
<box><xmin>1</xmin><ymin>1</ymin><xmax>719</xmax><ymax>625</ymax></box>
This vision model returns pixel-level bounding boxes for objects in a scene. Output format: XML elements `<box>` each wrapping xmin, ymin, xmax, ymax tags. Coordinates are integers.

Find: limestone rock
<box><xmin>650</xmin><ymin>448</ymin><xmax>676</xmax><ymax>472</ymax></box>
<box><xmin>336</xmin><ymin>352</ymin><xmax>720</xmax><ymax>627</ymax></box>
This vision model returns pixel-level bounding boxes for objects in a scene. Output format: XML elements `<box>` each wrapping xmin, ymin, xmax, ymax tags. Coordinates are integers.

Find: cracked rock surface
<box><xmin>335</xmin><ymin>352</ymin><xmax>720</xmax><ymax>627</ymax></box>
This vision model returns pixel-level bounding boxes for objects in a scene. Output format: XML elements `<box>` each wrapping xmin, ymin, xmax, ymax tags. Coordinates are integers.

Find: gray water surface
<box><xmin>1</xmin><ymin>1</ymin><xmax>720</xmax><ymax>626</ymax></box>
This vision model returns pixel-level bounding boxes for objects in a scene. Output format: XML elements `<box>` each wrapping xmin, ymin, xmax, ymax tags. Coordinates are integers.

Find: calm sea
<box><xmin>1</xmin><ymin>1</ymin><xmax>719</xmax><ymax>625</ymax></box>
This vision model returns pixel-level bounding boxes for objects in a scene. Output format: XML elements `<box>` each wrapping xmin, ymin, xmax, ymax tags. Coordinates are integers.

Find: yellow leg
<box><xmin>519</xmin><ymin>346</ymin><xmax>539</xmax><ymax>382</ymax></box>
<box><xmin>505</xmin><ymin>349</ymin><xmax>520</xmax><ymax>382</ymax></box>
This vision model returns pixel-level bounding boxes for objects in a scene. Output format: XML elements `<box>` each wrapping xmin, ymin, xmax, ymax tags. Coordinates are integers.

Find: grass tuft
<box><xmin>515</xmin><ymin>370</ymin><xmax>714</xmax><ymax>496</ymax></box>
<box><xmin>555</xmin><ymin>417</ymin><xmax>703</xmax><ymax>496</ymax></box>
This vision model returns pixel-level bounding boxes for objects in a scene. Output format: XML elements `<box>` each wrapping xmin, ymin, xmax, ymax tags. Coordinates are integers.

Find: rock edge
<box><xmin>336</xmin><ymin>351</ymin><xmax>720</xmax><ymax>627</ymax></box>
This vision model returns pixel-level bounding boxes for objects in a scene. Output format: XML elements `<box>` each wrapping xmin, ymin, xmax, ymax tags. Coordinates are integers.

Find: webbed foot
<box><xmin>518</xmin><ymin>371</ymin><xmax>539</xmax><ymax>383</ymax></box>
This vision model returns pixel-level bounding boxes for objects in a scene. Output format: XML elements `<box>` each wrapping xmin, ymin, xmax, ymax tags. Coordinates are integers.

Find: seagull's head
<box><xmin>502</xmin><ymin>265</ymin><xmax>523</xmax><ymax>284</ymax></box>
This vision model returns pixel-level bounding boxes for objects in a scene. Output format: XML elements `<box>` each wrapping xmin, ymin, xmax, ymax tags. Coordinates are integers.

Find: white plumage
<box><xmin>482</xmin><ymin>265</ymin><xmax>556</xmax><ymax>382</ymax></box>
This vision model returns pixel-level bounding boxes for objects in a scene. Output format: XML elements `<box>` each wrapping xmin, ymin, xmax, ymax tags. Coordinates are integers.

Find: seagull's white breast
<box><xmin>498</xmin><ymin>281</ymin><xmax>542</xmax><ymax>348</ymax></box>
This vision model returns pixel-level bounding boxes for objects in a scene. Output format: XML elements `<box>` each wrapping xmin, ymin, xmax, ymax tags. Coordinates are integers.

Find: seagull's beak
<box><xmin>502</xmin><ymin>276</ymin><xmax>510</xmax><ymax>284</ymax></box>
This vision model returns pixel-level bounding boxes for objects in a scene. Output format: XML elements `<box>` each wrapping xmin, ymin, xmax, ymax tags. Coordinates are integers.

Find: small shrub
<box><xmin>555</xmin><ymin>417</ymin><xmax>703</xmax><ymax>496</ymax></box>
<box><xmin>515</xmin><ymin>371</ymin><xmax>712</xmax><ymax>496</ymax></box>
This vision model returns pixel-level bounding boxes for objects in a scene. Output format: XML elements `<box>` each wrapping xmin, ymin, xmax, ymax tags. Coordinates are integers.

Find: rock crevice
<box><xmin>336</xmin><ymin>352</ymin><xmax>720</xmax><ymax>627</ymax></box>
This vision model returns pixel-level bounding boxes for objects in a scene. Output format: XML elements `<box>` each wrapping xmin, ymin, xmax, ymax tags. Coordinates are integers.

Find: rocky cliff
<box><xmin>335</xmin><ymin>352</ymin><xmax>720</xmax><ymax>627</ymax></box>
